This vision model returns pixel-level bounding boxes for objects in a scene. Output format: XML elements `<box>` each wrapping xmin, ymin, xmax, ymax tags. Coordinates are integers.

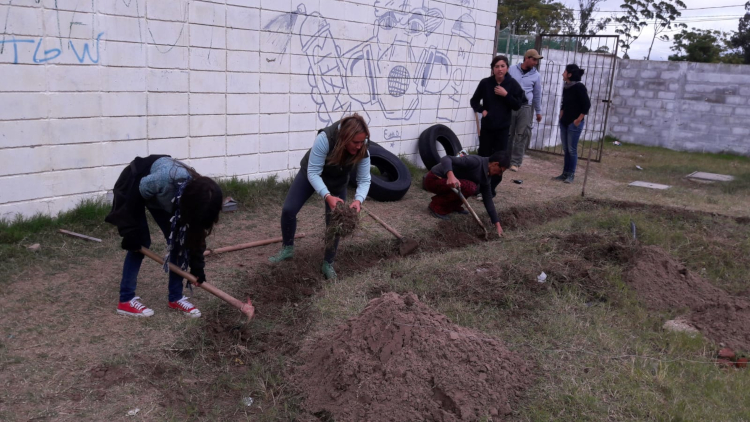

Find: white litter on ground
<box><xmin>126</xmin><ymin>408</ymin><xmax>140</xmax><ymax>416</ymax></box>
<box><xmin>629</xmin><ymin>181</ymin><xmax>671</xmax><ymax>190</ymax></box>
<box><xmin>686</xmin><ymin>171</ymin><xmax>735</xmax><ymax>182</ymax></box>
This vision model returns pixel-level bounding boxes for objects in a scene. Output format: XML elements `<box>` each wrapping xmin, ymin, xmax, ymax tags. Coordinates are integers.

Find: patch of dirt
<box><xmin>292</xmin><ymin>292</ymin><xmax>533</xmax><ymax>421</ymax></box>
<box><xmin>89</xmin><ymin>364</ymin><xmax>134</xmax><ymax>390</ymax></box>
<box><xmin>624</xmin><ymin>246</ymin><xmax>750</xmax><ymax>351</ymax></box>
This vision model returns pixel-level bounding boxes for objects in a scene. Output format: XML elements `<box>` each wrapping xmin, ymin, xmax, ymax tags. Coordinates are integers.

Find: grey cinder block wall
<box><xmin>608</xmin><ymin>60</ymin><xmax>750</xmax><ymax>156</ymax></box>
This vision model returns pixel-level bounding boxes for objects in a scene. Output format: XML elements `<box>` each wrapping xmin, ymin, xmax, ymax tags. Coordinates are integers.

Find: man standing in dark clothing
<box><xmin>423</xmin><ymin>151</ymin><xmax>510</xmax><ymax>238</ymax></box>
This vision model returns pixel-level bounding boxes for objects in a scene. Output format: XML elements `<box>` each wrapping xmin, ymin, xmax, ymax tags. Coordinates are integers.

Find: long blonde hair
<box><xmin>326</xmin><ymin>114</ymin><xmax>370</xmax><ymax>167</ymax></box>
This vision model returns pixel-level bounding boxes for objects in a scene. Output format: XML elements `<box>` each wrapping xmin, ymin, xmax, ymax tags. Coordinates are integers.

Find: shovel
<box><xmin>363</xmin><ymin>207</ymin><xmax>419</xmax><ymax>256</ymax></box>
<box><xmin>139</xmin><ymin>247</ymin><xmax>255</xmax><ymax>321</ymax></box>
<box><xmin>451</xmin><ymin>187</ymin><xmax>489</xmax><ymax>240</ymax></box>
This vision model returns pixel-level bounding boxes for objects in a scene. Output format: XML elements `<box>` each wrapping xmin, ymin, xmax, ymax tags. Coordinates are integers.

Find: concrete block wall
<box><xmin>609</xmin><ymin>60</ymin><xmax>750</xmax><ymax>155</ymax></box>
<box><xmin>0</xmin><ymin>0</ymin><xmax>498</xmax><ymax>219</ymax></box>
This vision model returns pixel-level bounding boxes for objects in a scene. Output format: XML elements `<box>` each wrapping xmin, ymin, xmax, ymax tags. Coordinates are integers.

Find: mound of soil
<box><xmin>624</xmin><ymin>246</ymin><xmax>728</xmax><ymax>311</ymax></box>
<box><xmin>293</xmin><ymin>292</ymin><xmax>532</xmax><ymax>421</ymax></box>
<box><xmin>624</xmin><ymin>246</ymin><xmax>750</xmax><ymax>351</ymax></box>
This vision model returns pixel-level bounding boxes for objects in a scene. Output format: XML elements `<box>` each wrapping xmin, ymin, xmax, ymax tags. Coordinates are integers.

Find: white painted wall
<box><xmin>0</xmin><ymin>0</ymin><xmax>497</xmax><ymax>219</ymax></box>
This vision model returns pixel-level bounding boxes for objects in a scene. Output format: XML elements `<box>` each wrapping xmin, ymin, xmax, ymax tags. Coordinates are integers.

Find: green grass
<box><xmin>605</xmin><ymin>141</ymin><xmax>750</xmax><ymax>193</ymax></box>
<box><xmin>217</xmin><ymin>175</ymin><xmax>292</xmax><ymax>211</ymax></box>
<box><xmin>0</xmin><ymin>198</ymin><xmax>111</xmax><ymax>245</ymax></box>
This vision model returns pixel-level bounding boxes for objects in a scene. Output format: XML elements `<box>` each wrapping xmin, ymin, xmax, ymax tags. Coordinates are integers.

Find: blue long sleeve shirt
<box><xmin>508</xmin><ymin>63</ymin><xmax>542</xmax><ymax>114</ymax></box>
<box><xmin>306</xmin><ymin>131</ymin><xmax>371</xmax><ymax>203</ymax></box>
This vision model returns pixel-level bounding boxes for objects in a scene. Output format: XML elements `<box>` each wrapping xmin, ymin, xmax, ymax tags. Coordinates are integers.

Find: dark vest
<box><xmin>299</xmin><ymin>121</ymin><xmax>356</xmax><ymax>194</ymax></box>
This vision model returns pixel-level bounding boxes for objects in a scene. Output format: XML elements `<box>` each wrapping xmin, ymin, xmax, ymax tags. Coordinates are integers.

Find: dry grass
<box><xmin>1</xmin><ymin>143</ymin><xmax>750</xmax><ymax>420</ymax></box>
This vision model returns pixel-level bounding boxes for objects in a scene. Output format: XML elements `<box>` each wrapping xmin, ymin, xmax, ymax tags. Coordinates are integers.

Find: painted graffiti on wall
<box><xmin>264</xmin><ymin>0</ymin><xmax>478</xmax><ymax>126</ymax></box>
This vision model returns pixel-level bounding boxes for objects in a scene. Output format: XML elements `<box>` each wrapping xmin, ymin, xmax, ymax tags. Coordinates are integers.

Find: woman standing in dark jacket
<box><xmin>555</xmin><ymin>64</ymin><xmax>591</xmax><ymax>184</ymax></box>
<box><xmin>470</xmin><ymin>55</ymin><xmax>526</xmax><ymax>197</ymax></box>
<box><xmin>470</xmin><ymin>55</ymin><xmax>527</xmax><ymax>157</ymax></box>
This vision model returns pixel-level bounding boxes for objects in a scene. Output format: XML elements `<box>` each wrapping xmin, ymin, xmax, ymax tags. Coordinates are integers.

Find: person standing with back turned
<box><xmin>507</xmin><ymin>49</ymin><xmax>544</xmax><ymax>172</ymax></box>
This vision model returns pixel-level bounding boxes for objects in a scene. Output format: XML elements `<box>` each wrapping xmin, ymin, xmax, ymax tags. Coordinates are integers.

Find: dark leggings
<box><xmin>281</xmin><ymin>170</ymin><xmax>346</xmax><ymax>264</ymax></box>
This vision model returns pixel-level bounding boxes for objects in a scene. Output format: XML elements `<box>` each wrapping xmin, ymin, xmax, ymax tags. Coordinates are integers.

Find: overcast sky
<box><xmin>555</xmin><ymin>0</ymin><xmax>748</xmax><ymax>60</ymax></box>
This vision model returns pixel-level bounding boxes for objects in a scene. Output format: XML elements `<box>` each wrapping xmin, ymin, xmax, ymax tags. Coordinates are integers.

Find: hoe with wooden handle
<box><xmin>364</xmin><ymin>207</ymin><xmax>419</xmax><ymax>256</ymax></box>
<box><xmin>139</xmin><ymin>247</ymin><xmax>255</xmax><ymax>320</ymax></box>
<box><xmin>450</xmin><ymin>187</ymin><xmax>489</xmax><ymax>241</ymax></box>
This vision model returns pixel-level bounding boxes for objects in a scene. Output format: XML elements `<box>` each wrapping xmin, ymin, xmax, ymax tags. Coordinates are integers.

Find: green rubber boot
<box><xmin>268</xmin><ymin>245</ymin><xmax>294</xmax><ymax>263</ymax></box>
<box><xmin>321</xmin><ymin>261</ymin><xmax>338</xmax><ymax>280</ymax></box>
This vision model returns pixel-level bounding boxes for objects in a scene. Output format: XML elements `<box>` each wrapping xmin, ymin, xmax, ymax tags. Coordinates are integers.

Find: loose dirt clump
<box><xmin>624</xmin><ymin>246</ymin><xmax>750</xmax><ymax>351</ymax></box>
<box><xmin>292</xmin><ymin>292</ymin><xmax>533</xmax><ymax>421</ymax></box>
<box><xmin>325</xmin><ymin>203</ymin><xmax>359</xmax><ymax>246</ymax></box>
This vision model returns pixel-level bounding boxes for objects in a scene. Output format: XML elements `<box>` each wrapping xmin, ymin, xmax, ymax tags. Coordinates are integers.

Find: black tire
<box><xmin>349</xmin><ymin>142</ymin><xmax>411</xmax><ymax>201</ymax></box>
<box><xmin>418</xmin><ymin>124</ymin><xmax>463</xmax><ymax>170</ymax></box>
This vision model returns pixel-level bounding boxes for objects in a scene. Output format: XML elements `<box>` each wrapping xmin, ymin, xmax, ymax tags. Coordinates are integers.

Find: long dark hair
<box><xmin>565</xmin><ymin>64</ymin><xmax>585</xmax><ymax>82</ymax></box>
<box><xmin>172</xmin><ymin>163</ymin><xmax>223</xmax><ymax>250</ymax></box>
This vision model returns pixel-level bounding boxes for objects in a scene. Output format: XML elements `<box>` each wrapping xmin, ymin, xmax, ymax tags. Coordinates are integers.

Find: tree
<box><xmin>644</xmin><ymin>0</ymin><xmax>687</xmax><ymax>60</ymax></box>
<box><xmin>730</xmin><ymin>1</ymin><xmax>750</xmax><ymax>64</ymax></box>
<box><xmin>613</xmin><ymin>0</ymin><xmax>650</xmax><ymax>58</ymax></box>
<box><xmin>613</xmin><ymin>0</ymin><xmax>686</xmax><ymax>60</ymax></box>
<box><xmin>668</xmin><ymin>28</ymin><xmax>733</xmax><ymax>63</ymax></box>
<box><xmin>577</xmin><ymin>0</ymin><xmax>611</xmax><ymax>35</ymax></box>
<box><xmin>497</xmin><ymin>0</ymin><xmax>575</xmax><ymax>35</ymax></box>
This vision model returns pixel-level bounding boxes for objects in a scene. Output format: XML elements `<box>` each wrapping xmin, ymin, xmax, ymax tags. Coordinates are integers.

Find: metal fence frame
<box><xmin>527</xmin><ymin>34</ymin><xmax>619</xmax><ymax>163</ymax></box>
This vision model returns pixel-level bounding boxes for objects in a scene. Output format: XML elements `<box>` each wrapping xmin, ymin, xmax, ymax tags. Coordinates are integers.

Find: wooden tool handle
<box><xmin>364</xmin><ymin>208</ymin><xmax>403</xmax><ymax>240</ymax></box>
<box><xmin>204</xmin><ymin>233</ymin><xmax>305</xmax><ymax>256</ymax></box>
<box><xmin>451</xmin><ymin>188</ymin><xmax>488</xmax><ymax>233</ymax></box>
<box><xmin>139</xmin><ymin>247</ymin><xmax>254</xmax><ymax>319</ymax></box>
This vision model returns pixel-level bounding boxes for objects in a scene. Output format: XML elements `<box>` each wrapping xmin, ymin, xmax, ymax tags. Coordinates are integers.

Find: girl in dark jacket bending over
<box><xmin>470</xmin><ymin>55</ymin><xmax>526</xmax><ymax>196</ymax></box>
<box><xmin>105</xmin><ymin>156</ymin><xmax>223</xmax><ymax>318</ymax></box>
<box><xmin>268</xmin><ymin>114</ymin><xmax>371</xmax><ymax>280</ymax></box>
<box><xmin>555</xmin><ymin>64</ymin><xmax>591</xmax><ymax>184</ymax></box>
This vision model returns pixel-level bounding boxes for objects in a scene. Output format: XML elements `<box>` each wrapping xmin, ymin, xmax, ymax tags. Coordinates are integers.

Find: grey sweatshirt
<box><xmin>508</xmin><ymin>63</ymin><xmax>542</xmax><ymax>114</ymax></box>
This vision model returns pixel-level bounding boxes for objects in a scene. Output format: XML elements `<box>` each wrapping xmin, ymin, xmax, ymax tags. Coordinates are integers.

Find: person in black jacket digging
<box><xmin>105</xmin><ymin>156</ymin><xmax>223</xmax><ymax>318</ymax></box>
<box><xmin>555</xmin><ymin>64</ymin><xmax>591</xmax><ymax>184</ymax></box>
<box><xmin>423</xmin><ymin>151</ymin><xmax>511</xmax><ymax>238</ymax></box>
<box><xmin>470</xmin><ymin>55</ymin><xmax>526</xmax><ymax>198</ymax></box>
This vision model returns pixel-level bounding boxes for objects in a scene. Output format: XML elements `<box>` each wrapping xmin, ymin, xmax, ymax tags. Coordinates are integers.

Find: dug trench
<box><xmin>165</xmin><ymin>197</ymin><xmax>749</xmax><ymax>419</ymax></box>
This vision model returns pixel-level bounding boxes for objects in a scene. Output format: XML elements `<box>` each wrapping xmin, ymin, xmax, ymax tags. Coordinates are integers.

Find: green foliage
<box><xmin>576</xmin><ymin>0</ymin><xmax>611</xmax><ymax>35</ymax></box>
<box><xmin>615</xmin><ymin>0</ymin><xmax>687</xmax><ymax>59</ymax></box>
<box><xmin>216</xmin><ymin>175</ymin><xmax>291</xmax><ymax>211</ymax></box>
<box><xmin>729</xmin><ymin>2</ymin><xmax>750</xmax><ymax>64</ymax></box>
<box><xmin>0</xmin><ymin>198</ymin><xmax>111</xmax><ymax>245</ymax></box>
<box><xmin>668</xmin><ymin>28</ymin><xmax>739</xmax><ymax>63</ymax></box>
<box><xmin>496</xmin><ymin>0</ymin><xmax>574</xmax><ymax>35</ymax></box>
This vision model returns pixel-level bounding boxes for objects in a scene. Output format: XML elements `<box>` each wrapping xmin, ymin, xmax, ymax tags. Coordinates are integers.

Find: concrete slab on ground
<box><xmin>686</xmin><ymin>171</ymin><xmax>735</xmax><ymax>182</ymax></box>
<box><xmin>629</xmin><ymin>181</ymin><xmax>671</xmax><ymax>190</ymax></box>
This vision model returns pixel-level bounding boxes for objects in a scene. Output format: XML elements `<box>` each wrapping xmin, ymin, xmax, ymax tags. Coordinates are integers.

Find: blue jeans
<box><xmin>560</xmin><ymin>119</ymin><xmax>585</xmax><ymax>175</ymax></box>
<box><xmin>280</xmin><ymin>170</ymin><xmax>347</xmax><ymax>264</ymax></box>
<box><xmin>119</xmin><ymin>207</ymin><xmax>184</xmax><ymax>303</ymax></box>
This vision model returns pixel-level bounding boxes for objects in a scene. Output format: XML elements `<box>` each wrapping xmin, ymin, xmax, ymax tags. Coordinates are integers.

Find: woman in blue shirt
<box><xmin>269</xmin><ymin>114</ymin><xmax>371</xmax><ymax>280</ymax></box>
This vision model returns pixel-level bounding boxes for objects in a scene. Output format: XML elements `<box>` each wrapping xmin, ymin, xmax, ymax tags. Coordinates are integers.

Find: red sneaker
<box><xmin>168</xmin><ymin>296</ymin><xmax>201</xmax><ymax>318</ymax></box>
<box><xmin>117</xmin><ymin>297</ymin><xmax>154</xmax><ymax>317</ymax></box>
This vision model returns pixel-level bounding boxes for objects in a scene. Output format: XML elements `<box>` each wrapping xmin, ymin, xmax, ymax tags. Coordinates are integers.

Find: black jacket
<box><xmin>430</xmin><ymin>155</ymin><xmax>501</xmax><ymax>225</ymax></box>
<box><xmin>560</xmin><ymin>82</ymin><xmax>591</xmax><ymax>126</ymax></box>
<box><xmin>470</xmin><ymin>76</ymin><xmax>527</xmax><ymax>131</ymax></box>
<box><xmin>299</xmin><ymin>120</ymin><xmax>357</xmax><ymax>194</ymax></box>
<box><xmin>104</xmin><ymin>155</ymin><xmax>206</xmax><ymax>272</ymax></box>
